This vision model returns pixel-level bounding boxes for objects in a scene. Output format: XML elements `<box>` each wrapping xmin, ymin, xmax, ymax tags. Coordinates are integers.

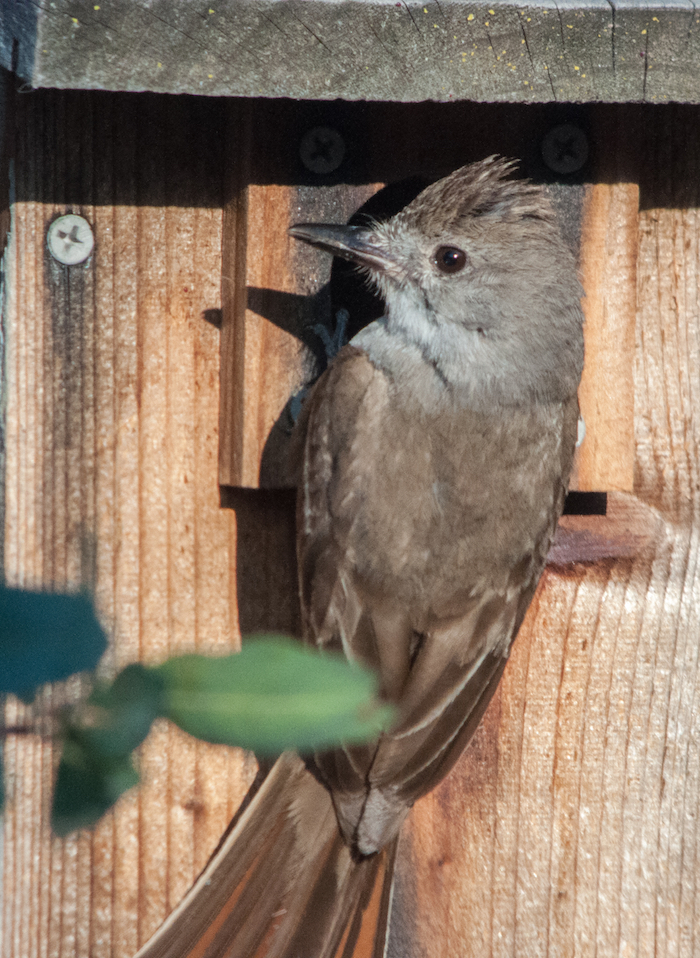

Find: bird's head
<box><xmin>289</xmin><ymin>157</ymin><xmax>584</xmax><ymax>406</ymax></box>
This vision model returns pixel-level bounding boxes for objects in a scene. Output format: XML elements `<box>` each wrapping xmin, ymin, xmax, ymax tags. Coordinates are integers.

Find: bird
<box><xmin>134</xmin><ymin>156</ymin><xmax>584</xmax><ymax>958</ymax></box>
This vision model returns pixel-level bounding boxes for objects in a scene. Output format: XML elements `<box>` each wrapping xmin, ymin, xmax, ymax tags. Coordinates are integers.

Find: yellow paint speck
<box><xmin>641</xmin><ymin>29</ymin><xmax>647</xmax><ymax>35</ymax></box>
<box><xmin>574</xmin><ymin>65</ymin><xmax>580</xmax><ymax>70</ymax></box>
<box><xmin>157</xmin><ymin>62</ymin><xmax>163</xmax><ymax>68</ymax></box>
<box><xmin>567</xmin><ymin>24</ymin><xmax>573</xmax><ymax>28</ymax></box>
<box><xmin>485</xmin><ymin>21</ymin><xmax>489</xmax><ymax>26</ymax></box>
<box><xmin>653</xmin><ymin>16</ymin><xmax>659</xmax><ymax>21</ymax></box>
<box><xmin>71</xmin><ymin>16</ymin><xmax>79</xmax><ymax>23</ymax></box>
<box><xmin>467</xmin><ymin>13</ymin><xmax>474</xmax><ymax>20</ymax></box>
<box><xmin>423</xmin><ymin>6</ymin><xmax>427</xmax><ymax>12</ymax></box>
<box><xmin>209</xmin><ymin>7</ymin><xmax>215</xmax><ymax>12</ymax></box>
<box><xmin>489</xmin><ymin>8</ymin><xmax>495</xmax><ymax>13</ymax></box>
<box><xmin>208</xmin><ymin>73</ymin><xmax>213</xmax><ymax>78</ymax></box>
<box><xmin>94</xmin><ymin>4</ymin><xmax>100</xmax><ymax>9</ymax></box>
<box><xmin>582</xmin><ymin>73</ymin><xmax>586</xmax><ymax>77</ymax></box>
<box><xmin>522</xmin><ymin>38</ymin><xmax>525</xmax><ymax>43</ymax></box>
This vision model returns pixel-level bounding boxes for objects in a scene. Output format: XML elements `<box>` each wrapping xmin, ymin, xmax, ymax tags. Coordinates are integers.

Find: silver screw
<box><xmin>299</xmin><ymin>127</ymin><xmax>345</xmax><ymax>175</ymax></box>
<box><xmin>541</xmin><ymin>124</ymin><xmax>589</xmax><ymax>175</ymax></box>
<box><xmin>47</xmin><ymin>214</ymin><xmax>94</xmax><ymax>266</ymax></box>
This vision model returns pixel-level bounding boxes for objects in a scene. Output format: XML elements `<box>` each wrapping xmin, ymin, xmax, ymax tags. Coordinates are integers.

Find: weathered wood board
<box><xmin>3</xmin><ymin>1</ymin><xmax>700</xmax><ymax>105</ymax></box>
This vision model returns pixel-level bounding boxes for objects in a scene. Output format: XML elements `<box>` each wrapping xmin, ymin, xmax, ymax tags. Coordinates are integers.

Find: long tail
<box><xmin>134</xmin><ymin>753</ymin><xmax>398</xmax><ymax>958</ymax></box>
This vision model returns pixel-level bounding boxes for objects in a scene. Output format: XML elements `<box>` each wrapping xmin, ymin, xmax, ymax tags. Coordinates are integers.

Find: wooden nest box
<box><xmin>2</xmin><ymin>3</ymin><xmax>700</xmax><ymax>956</ymax></box>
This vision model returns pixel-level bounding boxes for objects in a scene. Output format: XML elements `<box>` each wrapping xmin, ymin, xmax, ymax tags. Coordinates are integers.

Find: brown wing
<box><xmin>132</xmin><ymin>751</ymin><xmax>398</xmax><ymax>958</ymax></box>
<box><xmin>294</xmin><ymin>344</ymin><xmax>579</xmax><ymax>854</ymax></box>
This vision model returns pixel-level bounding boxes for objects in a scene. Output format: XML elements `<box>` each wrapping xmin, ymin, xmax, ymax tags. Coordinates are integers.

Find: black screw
<box><xmin>541</xmin><ymin>124</ymin><xmax>589</xmax><ymax>175</ymax></box>
<box><xmin>299</xmin><ymin>127</ymin><xmax>346</xmax><ymax>175</ymax></box>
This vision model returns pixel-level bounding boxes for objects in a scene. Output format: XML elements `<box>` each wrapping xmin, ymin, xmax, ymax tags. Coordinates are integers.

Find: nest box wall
<box><xmin>2</xmin><ymin>4</ymin><xmax>700</xmax><ymax>956</ymax></box>
<box><xmin>217</xmin><ymin>99</ymin><xmax>637</xmax><ymax>494</ymax></box>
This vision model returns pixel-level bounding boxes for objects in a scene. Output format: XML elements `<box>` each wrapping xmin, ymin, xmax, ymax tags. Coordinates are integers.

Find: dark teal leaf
<box><xmin>51</xmin><ymin>737</ymin><xmax>139</xmax><ymax>837</ymax></box>
<box><xmin>83</xmin><ymin>664</ymin><xmax>165</xmax><ymax>757</ymax></box>
<box><xmin>0</xmin><ymin>587</ymin><xmax>106</xmax><ymax>694</ymax></box>
<box><xmin>51</xmin><ymin>664</ymin><xmax>162</xmax><ymax>835</ymax></box>
<box><xmin>153</xmin><ymin>636</ymin><xmax>394</xmax><ymax>754</ymax></box>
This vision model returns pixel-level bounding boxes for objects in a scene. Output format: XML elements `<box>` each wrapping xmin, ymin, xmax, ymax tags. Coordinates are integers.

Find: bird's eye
<box><xmin>434</xmin><ymin>246</ymin><xmax>467</xmax><ymax>274</ymax></box>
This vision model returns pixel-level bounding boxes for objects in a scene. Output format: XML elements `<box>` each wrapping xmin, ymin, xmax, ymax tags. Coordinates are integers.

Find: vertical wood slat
<box><xmin>218</xmin><ymin>103</ymin><xmax>380</xmax><ymax>489</ymax></box>
<box><xmin>1</xmin><ymin>90</ymin><xmax>258</xmax><ymax>958</ymax></box>
<box><xmin>218</xmin><ymin>102</ymin><xmax>305</xmax><ymax>490</ymax></box>
<box><xmin>218</xmin><ymin>100</ymin><xmax>310</xmax><ymax>490</ymax></box>
<box><xmin>576</xmin><ymin>183</ymin><xmax>639</xmax><ymax>493</ymax></box>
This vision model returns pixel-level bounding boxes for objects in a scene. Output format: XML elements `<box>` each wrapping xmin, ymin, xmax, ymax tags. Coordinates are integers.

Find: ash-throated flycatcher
<box><xmin>136</xmin><ymin>156</ymin><xmax>584</xmax><ymax>958</ymax></box>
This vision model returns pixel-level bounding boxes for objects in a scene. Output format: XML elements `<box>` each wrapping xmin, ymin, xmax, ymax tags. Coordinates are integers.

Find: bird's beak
<box><xmin>288</xmin><ymin>224</ymin><xmax>396</xmax><ymax>272</ymax></box>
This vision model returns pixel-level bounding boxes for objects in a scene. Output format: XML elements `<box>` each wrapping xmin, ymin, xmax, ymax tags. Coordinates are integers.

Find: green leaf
<box><xmin>52</xmin><ymin>736</ymin><xmax>139</xmax><ymax>836</ymax></box>
<box><xmin>0</xmin><ymin>587</ymin><xmax>106</xmax><ymax>695</ymax></box>
<box><xmin>153</xmin><ymin>637</ymin><xmax>394</xmax><ymax>754</ymax></box>
<box><xmin>51</xmin><ymin>664</ymin><xmax>163</xmax><ymax>835</ymax></box>
<box><xmin>83</xmin><ymin>664</ymin><xmax>166</xmax><ymax>757</ymax></box>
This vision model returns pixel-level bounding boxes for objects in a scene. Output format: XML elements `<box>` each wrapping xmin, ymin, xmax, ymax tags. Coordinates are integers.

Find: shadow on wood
<box><xmin>220</xmin><ymin>486</ymin><xmax>300</xmax><ymax>639</ymax></box>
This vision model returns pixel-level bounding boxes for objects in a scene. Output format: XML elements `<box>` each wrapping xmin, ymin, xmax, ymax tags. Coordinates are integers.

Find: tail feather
<box><xmin>134</xmin><ymin>753</ymin><xmax>397</xmax><ymax>958</ymax></box>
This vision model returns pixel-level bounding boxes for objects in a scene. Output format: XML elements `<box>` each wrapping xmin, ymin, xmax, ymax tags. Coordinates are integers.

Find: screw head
<box><xmin>541</xmin><ymin>123</ymin><xmax>589</xmax><ymax>175</ymax></box>
<box><xmin>299</xmin><ymin>126</ymin><xmax>345</xmax><ymax>175</ymax></box>
<box><xmin>47</xmin><ymin>214</ymin><xmax>94</xmax><ymax>266</ymax></box>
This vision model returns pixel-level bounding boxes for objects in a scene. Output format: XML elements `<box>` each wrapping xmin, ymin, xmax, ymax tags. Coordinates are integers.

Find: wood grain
<box><xmin>11</xmin><ymin>3</ymin><xmax>700</xmax><ymax>106</ymax></box>
<box><xmin>218</xmin><ymin>104</ymin><xmax>308</xmax><ymax>489</ymax></box>
<box><xmin>576</xmin><ymin>182</ymin><xmax>638</xmax><ymax>492</ymax></box>
<box><xmin>1</xmin><ymin>90</ymin><xmax>259</xmax><ymax>958</ymax></box>
<box><xmin>218</xmin><ymin>102</ymin><xmax>380</xmax><ymax>489</ymax></box>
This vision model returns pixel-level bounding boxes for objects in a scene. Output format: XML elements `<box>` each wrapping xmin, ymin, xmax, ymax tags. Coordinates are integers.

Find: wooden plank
<box><xmin>218</xmin><ymin>101</ymin><xmax>380</xmax><ymax>488</ymax></box>
<box><xmin>576</xmin><ymin>181</ymin><xmax>638</xmax><ymax>492</ymax></box>
<box><xmin>4</xmin><ymin>1</ymin><xmax>700</xmax><ymax>105</ymax></box>
<box><xmin>1</xmin><ymin>89</ymin><xmax>260</xmax><ymax>958</ymax></box>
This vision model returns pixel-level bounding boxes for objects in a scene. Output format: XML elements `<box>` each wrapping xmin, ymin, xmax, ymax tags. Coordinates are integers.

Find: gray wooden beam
<box><xmin>2</xmin><ymin>1</ymin><xmax>699</xmax><ymax>103</ymax></box>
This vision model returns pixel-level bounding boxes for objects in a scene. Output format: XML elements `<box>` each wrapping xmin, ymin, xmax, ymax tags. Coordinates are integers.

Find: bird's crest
<box><xmin>393</xmin><ymin>156</ymin><xmax>553</xmax><ymax>238</ymax></box>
